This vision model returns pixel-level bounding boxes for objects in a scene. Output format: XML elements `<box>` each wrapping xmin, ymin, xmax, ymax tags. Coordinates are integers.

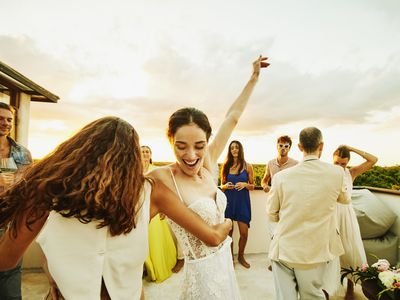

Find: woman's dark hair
<box><xmin>167</xmin><ymin>107</ymin><xmax>212</xmax><ymax>142</ymax></box>
<box><xmin>334</xmin><ymin>146</ymin><xmax>351</xmax><ymax>159</ymax></box>
<box><xmin>0</xmin><ymin>116</ymin><xmax>145</xmax><ymax>237</ymax></box>
<box><xmin>221</xmin><ymin>140</ymin><xmax>245</xmax><ymax>183</ymax></box>
<box><xmin>141</xmin><ymin>145</ymin><xmax>153</xmax><ymax>164</ymax></box>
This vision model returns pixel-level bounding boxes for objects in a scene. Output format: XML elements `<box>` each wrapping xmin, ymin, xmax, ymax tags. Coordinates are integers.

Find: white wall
<box><xmin>232</xmin><ymin>189</ymin><xmax>270</xmax><ymax>255</ymax></box>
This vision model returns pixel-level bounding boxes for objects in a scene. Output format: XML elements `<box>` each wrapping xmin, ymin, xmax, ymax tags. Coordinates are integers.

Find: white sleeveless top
<box><xmin>168</xmin><ymin>169</ymin><xmax>227</xmax><ymax>259</ymax></box>
<box><xmin>37</xmin><ymin>181</ymin><xmax>152</xmax><ymax>300</ymax></box>
<box><xmin>167</xmin><ymin>169</ymin><xmax>241</xmax><ymax>299</ymax></box>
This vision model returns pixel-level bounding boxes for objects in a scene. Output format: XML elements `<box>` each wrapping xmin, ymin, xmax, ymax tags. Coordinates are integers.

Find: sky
<box><xmin>0</xmin><ymin>0</ymin><xmax>399</xmax><ymax>165</ymax></box>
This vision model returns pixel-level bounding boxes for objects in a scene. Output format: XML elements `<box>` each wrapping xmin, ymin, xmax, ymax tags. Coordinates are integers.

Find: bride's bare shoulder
<box><xmin>148</xmin><ymin>164</ymin><xmax>175</xmax><ymax>180</ymax></box>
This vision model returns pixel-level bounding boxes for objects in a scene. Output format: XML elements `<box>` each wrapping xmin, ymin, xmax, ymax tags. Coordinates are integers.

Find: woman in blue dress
<box><xmin>221</xmin><ymin>140</ymin><xmax>254</xmax><ymax>268</ymax></box>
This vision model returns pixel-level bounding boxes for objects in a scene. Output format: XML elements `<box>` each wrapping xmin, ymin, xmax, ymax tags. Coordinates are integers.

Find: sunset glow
<box><xmin>1</xmin><ymin>0</ymin><xmax>399</xmax><ymax>165</ymax></box>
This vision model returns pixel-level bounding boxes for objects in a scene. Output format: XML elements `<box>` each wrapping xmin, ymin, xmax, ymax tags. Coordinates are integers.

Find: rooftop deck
<box><xmin>22</xmin><ymin>187</ymin><xmax>399</xmax><ymax>299</ymax></box>
<box><xmin>22</xmin><ymin>253</ymin><xmax>367</xmax><ymax>300</ymax></box>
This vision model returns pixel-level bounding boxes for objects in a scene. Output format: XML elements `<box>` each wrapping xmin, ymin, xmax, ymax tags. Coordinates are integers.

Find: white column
<box><xmin>16</xmin><ymin>93</ymin><xmax>31</xmax><ymax>147</ymax></box>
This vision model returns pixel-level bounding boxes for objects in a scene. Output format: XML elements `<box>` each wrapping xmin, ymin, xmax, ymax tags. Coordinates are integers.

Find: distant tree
<box><xmin>353</xmin><ymin>165</ymin><xmax>400</xmax><ymax>190</ymax></box>
<box><xmin>151</xmin><ymin>162</ymin><xmax>400</xmax><ymax>191</ymax></box>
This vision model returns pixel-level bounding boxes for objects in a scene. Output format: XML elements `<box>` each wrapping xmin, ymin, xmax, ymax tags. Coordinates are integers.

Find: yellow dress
<box><xmin>144</xmin><ymin>214</ymin><xmax>177</xmax><ymax>282</ymax></box>
<box><xmin>144</xmin><ymin>164</ymin><xmax>177</xmax><ymax>283</ymax></box>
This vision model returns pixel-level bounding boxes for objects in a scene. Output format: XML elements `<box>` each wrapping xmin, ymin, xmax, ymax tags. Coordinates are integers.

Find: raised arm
<box><xmin>345</xmin><ymin>145</ymin><xmax>378</xmax><ymax>181</ymax></box>
<box><xmin>150</xmin><ymin>178</ymin><xmax>232</xmax><ymax>247</ymax></box>
<box><xmin>205</xmin><ymin>56</ymin><xmax>269</xmax><ymax>170</ymax></box>
<box><xmin>0</xmin><ymin>211</ymin><xmax>48</xmax><ymax>271</ymax></box>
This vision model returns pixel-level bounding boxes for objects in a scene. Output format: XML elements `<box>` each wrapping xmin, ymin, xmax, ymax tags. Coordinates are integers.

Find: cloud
<box><xmin>1</xmin><ymin>25</ymin><xmax>399</xmax><ymax>164</ymax></box>
<box><xmin>139</xmin><ymin>40</ymin><xmax>400</xmax><ymax>136</ymax></box>
<box><xmin>2</xmin><ymin>33</ymin><xmax>399</xmax><ymax>139</ymax></box>
<box><xmin>0</xmin><ymin>35</ymin><xmax>82</xmax><ymax>97</ymax></box>
<box><xmin>231</xmin><ymin>56</ymin><xmax>400</xmax><ymax>131</ymax></box>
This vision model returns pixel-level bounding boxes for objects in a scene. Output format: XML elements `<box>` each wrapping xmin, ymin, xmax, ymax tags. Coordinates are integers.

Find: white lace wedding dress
<box><xmin>168</xmin><ymin>169</ymin><xmax>241</xmax><ymax>300</ymax></box>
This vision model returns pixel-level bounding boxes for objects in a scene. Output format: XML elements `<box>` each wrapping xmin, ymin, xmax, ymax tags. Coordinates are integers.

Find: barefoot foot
<box><xmin>238</xmin><ymin>256</ymin><xmax>250</xmax><ymax>268</ymax></box>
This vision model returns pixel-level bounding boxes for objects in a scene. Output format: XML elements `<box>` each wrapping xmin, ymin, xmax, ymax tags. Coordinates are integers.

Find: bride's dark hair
<box><xmin>167</xmin><ymin>107</ymin><xmax>212</xmax><ymax>142</ymax></box>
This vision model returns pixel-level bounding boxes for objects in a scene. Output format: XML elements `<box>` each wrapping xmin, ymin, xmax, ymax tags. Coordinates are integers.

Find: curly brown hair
<box><xmin>0</xmin><ymin>116</ymin><xmax>145</xmax><ymax>237</ymax></box>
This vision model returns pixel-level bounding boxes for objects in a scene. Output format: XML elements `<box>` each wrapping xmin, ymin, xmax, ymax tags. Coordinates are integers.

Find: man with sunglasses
<box><xmin>262</xmin><ymin>135</ymin><xmax>298</xmax><ymax>272</ymax></box>
<box><xmin>261</xmin><ymin>135</ymin><xmax>298</xmax><ymax>193</ymax></box>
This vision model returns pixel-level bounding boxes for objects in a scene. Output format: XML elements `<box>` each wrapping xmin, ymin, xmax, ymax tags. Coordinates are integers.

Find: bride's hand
<box><xmin>212</xmin><ymin>219</ymin><xmax>232</xmax><ymax>242</ymax></box>
<box><xmin>252</xmin><ymin>55</ymin><xmax>270</xmax><ymax>77</ymax></box>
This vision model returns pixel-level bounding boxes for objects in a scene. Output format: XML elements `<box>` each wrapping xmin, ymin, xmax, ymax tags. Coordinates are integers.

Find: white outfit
<box><xmin>266</xmin><ymin>156</ymin><xmax>350</xmax><ymax>300</ymax></box>
<box><xmin>272</xmin><ymin>260</ymin><xmax>329</xmax><ymax>300</ymax></box>
<box><xmin>322</xmin><ymin>169</ymin><xmax>368</xmax><ymax>296</ymax></box>
<box><xmin>337</xmin><ymin>168</ymin><xmax>367</xmax><ymax>268</ymax></box>
<box><xmin>168</xmin><ymin>170</ymin><xmax>241</xmax><ymax>300</ymax></box>
<box><xmin>36</xmin><ymin>181</ymin><xmax>152</xmax><ymax>300</ymax></box>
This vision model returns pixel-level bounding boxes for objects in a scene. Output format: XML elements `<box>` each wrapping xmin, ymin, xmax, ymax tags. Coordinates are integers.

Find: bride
<box><xmin>149</xmin><ymin>56</ymin><xmax>269</xmax><ymax>299</ymax></box>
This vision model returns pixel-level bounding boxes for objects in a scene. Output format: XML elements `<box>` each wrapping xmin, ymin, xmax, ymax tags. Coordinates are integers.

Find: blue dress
<box><xmin>224</xmin><ymin>169</ymin><xmax>251</xmax><ymax>226</ymax></box>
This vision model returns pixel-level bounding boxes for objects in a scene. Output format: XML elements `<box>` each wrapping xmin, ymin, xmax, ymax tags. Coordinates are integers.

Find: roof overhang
<box><xmin>0</xmin><ymin>61</ymin><xmax>59</xmax><ymax>103</ymax></box>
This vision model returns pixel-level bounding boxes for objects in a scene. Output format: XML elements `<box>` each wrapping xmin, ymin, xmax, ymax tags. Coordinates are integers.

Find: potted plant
<box><xmin>341</xmin><ymin>258</ymin><xmax>400</xmax><ymax>300</ymax></box>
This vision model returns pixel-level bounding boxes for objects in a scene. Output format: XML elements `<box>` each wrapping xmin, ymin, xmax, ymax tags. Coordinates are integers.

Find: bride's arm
<box><xmin>149</xmin><ymin>178</ymin><xmax>232</xmax><ymax>247</ymax></box>
<box><xmin>205</xmin><ymin>56</ymin><xmax>269</xmax><ymax>171</ymax></box>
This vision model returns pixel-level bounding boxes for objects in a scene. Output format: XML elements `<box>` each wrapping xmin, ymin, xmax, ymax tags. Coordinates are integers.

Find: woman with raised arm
<box><xmin>0</xmin><ymin>117</ymin><xmax>232</xmax><ymax>300</ymax></box>
<box><xmin>333</xmin><ymin>145</ymin><xmax>378</xmax><ymax>300</ymax></box>
<box><xmin>220</xmin><ymin>140</ymin><xmax>254</xmax><ymax>268</ymax></box>
<box><xmin>149</xmin><ymin>56</ymin><xmax>269</xmax><ymax>299</ymax></box>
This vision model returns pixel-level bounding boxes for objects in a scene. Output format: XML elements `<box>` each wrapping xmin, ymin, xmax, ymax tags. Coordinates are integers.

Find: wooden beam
<box><xmin>0</xmin><ymin>74</ymin><xmax>31</xmax><ymax>92</ymax></box>
<box><xmin>0</xmin><ymin>61</ymin><xmax>59</xmax><ymax>103</ymax></box>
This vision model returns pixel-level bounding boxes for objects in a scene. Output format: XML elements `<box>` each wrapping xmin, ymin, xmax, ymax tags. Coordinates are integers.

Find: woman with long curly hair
<box><xmin>220</xmin><ymin>140</ymin><xmax>254</xmax><ymax>268</ymax></box>
<box><xmin>0</xmin><ymin>116</ymin><xmax>231</xmax><ymax>300</ymax></box>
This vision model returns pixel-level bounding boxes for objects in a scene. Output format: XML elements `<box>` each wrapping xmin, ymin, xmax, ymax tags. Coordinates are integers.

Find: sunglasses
<box><xmin>278</xmin><ymin>144</ymin><xmax>290</xmax><ymax>149</ymax></box>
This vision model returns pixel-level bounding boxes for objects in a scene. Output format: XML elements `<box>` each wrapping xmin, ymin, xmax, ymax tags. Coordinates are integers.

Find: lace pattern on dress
<box><xmin>167</xmin><ymin>168</ymin><xmax>241</xmax><ymax>300</ymax></box>
<box><xmin>168</xmin><ymin>168</ymin><xmax>226</xmax><ymax>260</ymax></box>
